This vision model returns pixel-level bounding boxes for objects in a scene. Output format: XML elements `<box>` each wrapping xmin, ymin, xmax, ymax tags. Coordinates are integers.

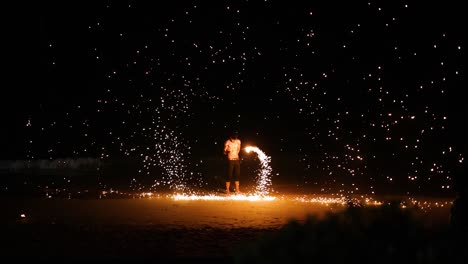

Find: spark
<box><xmin>244</xmin><ymin>146</ymin><xmax>273</xmax><ymax>196</ymax></box>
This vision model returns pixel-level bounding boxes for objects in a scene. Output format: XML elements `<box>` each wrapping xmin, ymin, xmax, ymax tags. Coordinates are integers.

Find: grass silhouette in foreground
<box><xmin>235</xmin><ymin>201</ymin><xmax>467</xmax><ymax>263</ymax></box>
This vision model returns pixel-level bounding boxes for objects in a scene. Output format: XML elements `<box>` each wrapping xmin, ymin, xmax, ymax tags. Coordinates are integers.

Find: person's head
<box><xmin>230</xmin><ymin>131</ymin><xmax>238</xmax><ymax>140</ymax></box>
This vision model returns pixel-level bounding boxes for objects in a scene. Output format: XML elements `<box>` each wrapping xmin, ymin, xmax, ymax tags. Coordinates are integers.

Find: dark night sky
<box><xmin>2</xmin><ymin>1</ymin><xmax>467</xmax><ymax>195</ymax></box>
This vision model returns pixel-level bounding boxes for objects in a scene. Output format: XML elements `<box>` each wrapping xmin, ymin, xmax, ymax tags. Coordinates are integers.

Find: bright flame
<box><xmin>245</xmin><ymin>146</ymin><xmax>254</xmax><ymax>153</ymax></box>
<box><xmin>244</xmin><ymin>146</ymin><xmax>273</xmax><ymax>196</ymax></box>
<box><xmin>168</xmin><ymin>193</ymin><xmax>382</xmax><ymax>205</ymax></box>
<box><xmin>173</xmin><ymin>193</ymin><xmax>276</xmax><ymax>201</ymax></box>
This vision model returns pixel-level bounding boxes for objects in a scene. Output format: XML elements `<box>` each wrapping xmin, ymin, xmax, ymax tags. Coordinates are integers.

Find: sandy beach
<box><xmin>0</xmin><ymin>190</ymin><xmax>455</xmax><ymax>262</ymax></box>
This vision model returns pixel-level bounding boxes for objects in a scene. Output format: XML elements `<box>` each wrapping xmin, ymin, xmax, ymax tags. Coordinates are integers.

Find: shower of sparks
<box><xmin>149</xmin><ymin>125</ymin><xmax>191</xmax><ymax>192</ymax></box>
<box><xmin>245</xmin><ymin>146</ymin><xmax>273</xmax><ymax>196</ymax></box>
<box><xmin>8</xmin><ymin>1</ymin><xmax>463</xmax><ymax>201</ymax></box>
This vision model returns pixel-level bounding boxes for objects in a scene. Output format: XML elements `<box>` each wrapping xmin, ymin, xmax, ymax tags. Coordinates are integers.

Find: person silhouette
<box><xmin>223</xmin><ymin>132</ymin><xmax>241</xmax><ymax>194</ymax></box>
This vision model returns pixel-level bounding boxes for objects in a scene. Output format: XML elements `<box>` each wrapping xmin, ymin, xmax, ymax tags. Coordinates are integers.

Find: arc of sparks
<box><xmin>244</xmin><ymin>146</ymin><xmax>273</xmax><ymax>196</ymax></box>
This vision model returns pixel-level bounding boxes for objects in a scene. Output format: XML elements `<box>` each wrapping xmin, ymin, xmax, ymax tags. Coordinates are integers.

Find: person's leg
<box><xmin>235</xmin><ymin>181</ymin><xmax>240</xmax><ymax>193</ymax></box>
<box><xmin>234</xmin><ymin>160</ymin><xmax>241</xmax><ymax>193</ymax></box>
<box><xmin>226</xmin><ymin>160</ymin><xmax>233</xmax><ymax>194</ymax></box>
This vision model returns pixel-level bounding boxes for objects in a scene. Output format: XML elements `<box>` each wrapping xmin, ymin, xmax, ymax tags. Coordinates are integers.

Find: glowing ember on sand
<box><xmin>173</xmin><ymin>194</ymin><xmax>276</xmax><ymax>201</ymax></box>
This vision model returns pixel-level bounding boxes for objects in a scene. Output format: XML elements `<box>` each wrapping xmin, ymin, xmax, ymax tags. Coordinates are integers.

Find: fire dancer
<box><xmin>224</xmin><ymin>132</ymin><xmax>242</xmax><ymax>194</ymax></box>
